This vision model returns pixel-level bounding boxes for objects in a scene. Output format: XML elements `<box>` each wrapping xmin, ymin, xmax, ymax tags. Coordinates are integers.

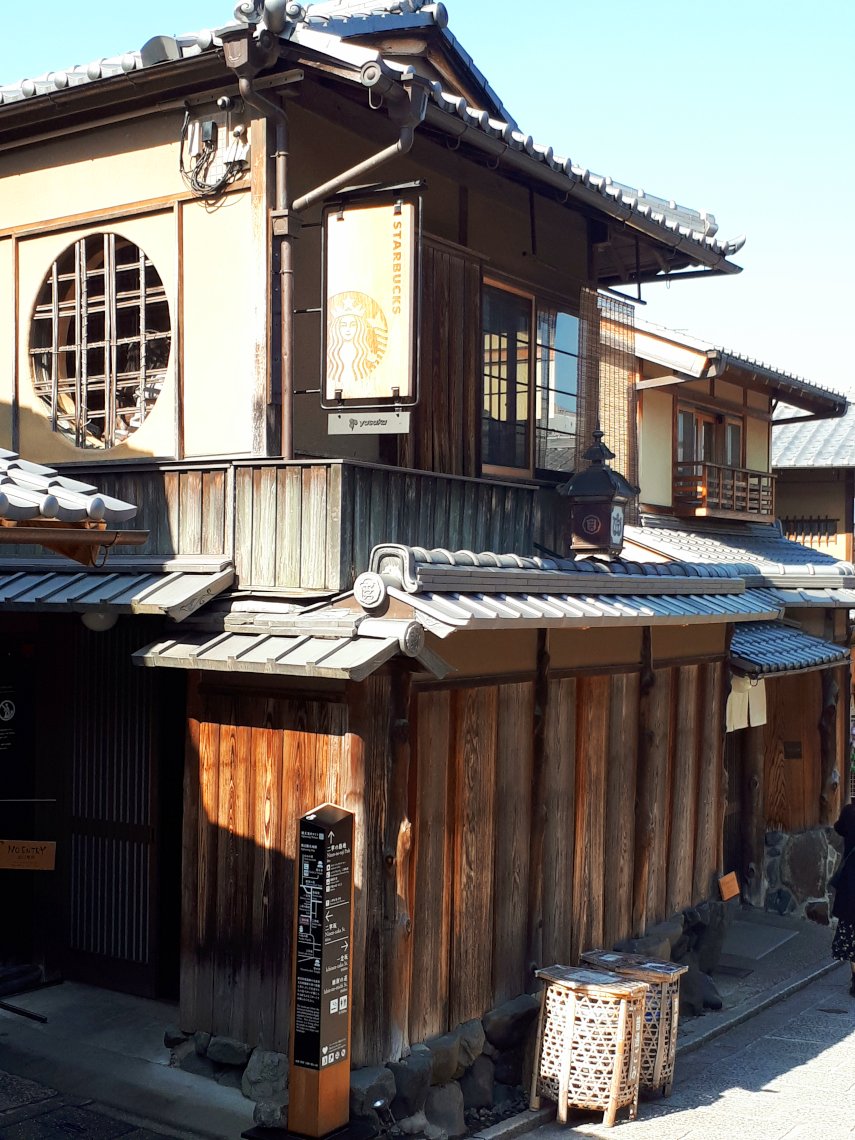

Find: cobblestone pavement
<box><xmin>533</xmin><ymin>962</ymin><xmax>855</xmax><ymax>1140</ymax></box>
<box><xmin>0</xmin><ymin>1070</ymin><xmax>194</xmax><ymax>1140</ymax></box>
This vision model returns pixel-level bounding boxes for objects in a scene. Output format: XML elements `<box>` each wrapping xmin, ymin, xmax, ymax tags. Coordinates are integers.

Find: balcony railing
<box><xmin>673</xmin><ymin>461</ymin><xmax>775</xmax><ymax>521</ymax></box>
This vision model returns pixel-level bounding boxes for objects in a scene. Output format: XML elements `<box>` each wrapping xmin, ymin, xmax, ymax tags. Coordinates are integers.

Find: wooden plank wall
<box><xmin>763</xmin><ymin>672</ymin><xmax>823</xmax><ymax>832</ymax></box>
<box><xmin>406</xmin><ymin>660</ymin><xmax>726</xmax><ymax>1044</ymax></box>
<box><xmin>47</xmin><ymin>458</ymin><xmax>564</xmax><ymax>592</ymax></box>
<box><xmin>181</xmin><ymin>658</ymin><xmax>727</xmax><ymax>1059</ymax></box>
<box><xmin>181</xmin><ymin>682</ymin><xmax>355</xmax><ymax>1055</ymax></box>
<box><xmin>399</xmin><ymin>240</ymin><xmax>482</xmax><ymax>478</ymax></box>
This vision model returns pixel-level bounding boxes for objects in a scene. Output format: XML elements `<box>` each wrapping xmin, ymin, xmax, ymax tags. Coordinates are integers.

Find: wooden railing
<box><xmin>673</xmin><ymin>462</ymin><xmax>775</xmax><ymax>520</ymax></box>
<box><xmin>31</xmin><ymin>458</ymin><xmax>566</xmax><ymax>594</ymax></box>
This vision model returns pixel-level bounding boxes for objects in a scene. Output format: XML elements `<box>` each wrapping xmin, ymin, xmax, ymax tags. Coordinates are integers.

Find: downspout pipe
<box><xmin>291</xmin><ymin>62</ymin><xmax>429</xmax><ymax>214</ymax></box>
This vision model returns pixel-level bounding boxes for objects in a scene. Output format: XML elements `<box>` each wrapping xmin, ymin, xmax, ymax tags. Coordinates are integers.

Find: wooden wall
<box><xmin>762</xmin><ymin>672</ymin><xmax>823</xmax><ymax>832</ymax></box>
<box><xmin>181</xmin><ymin>655</ymin><xmax>727</xmax><ymax>1064</ymax></box>
<box><xmin>37</xmin><ymin>459</ymin><xmax>564</xmax><ymax>592</ymax></box>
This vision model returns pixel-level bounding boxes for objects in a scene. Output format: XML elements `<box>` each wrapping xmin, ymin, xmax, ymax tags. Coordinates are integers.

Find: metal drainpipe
<box><xmin>234</xmin><ymin>45</ymin><xmax>427</xmax><ymax>459</ymax></box>
<box><xmin>237</xmin><ymin>78</ymin><xmax>295</xmax><ymax>459</ymax></box>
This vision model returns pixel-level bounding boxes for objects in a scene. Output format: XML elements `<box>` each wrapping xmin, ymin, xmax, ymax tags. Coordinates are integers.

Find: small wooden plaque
<box><xmin>718</xmin><ymin>871</ymin><xmax>739</xmax><ymax>901</ymax></box>
<box><xmin>0</xmin><ymin>840</ymin><xmax>56</xmax><ymax>871</ymax></box>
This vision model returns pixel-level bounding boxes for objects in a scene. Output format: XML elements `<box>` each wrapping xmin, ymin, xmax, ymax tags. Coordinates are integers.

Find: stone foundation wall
<box><xmin>763</xmin><ymin>826</ymin><xmax>842</xmax><ymax>924</ymax></box>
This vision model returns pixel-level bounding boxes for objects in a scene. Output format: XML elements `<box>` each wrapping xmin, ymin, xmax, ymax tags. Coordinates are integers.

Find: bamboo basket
<box><xmin>530</xmin><ymin>965</ymin><xmax>647</xmax><ymax>1128</ymax></box>
<box><xmin>580</xmin><ymin>950</ymin><xmax>689</xmax><ymax>1097</ymax></box>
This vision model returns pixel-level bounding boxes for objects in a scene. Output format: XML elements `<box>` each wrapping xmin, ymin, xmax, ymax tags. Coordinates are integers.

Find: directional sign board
<box><xmin>289</xmin><ymin>804</ymin><xmax>354</xmax><ymax>1139</ymax></box>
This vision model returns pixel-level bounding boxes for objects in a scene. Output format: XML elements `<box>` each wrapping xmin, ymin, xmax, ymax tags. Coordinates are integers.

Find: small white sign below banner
<box><xmin>328</xmin><ymin>412</ymin><xmax>411</xmax><ymax>436</ymax></box>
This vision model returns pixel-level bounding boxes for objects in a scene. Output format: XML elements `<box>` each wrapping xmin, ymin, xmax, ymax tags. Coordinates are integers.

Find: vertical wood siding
<box><xmin>51</xmin><ymin>458</ymin><xmax>564</xmax><ymax>593</ymax></box>
<box><xmin>183</xmin><ymin>658</ymin><xmax>729</xmax><ymax>1058</ymax></box>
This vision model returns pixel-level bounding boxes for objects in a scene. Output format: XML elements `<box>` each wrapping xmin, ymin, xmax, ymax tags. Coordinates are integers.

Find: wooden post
<box><xmin>384</xmin><ymin>669</ymin><xmax>413</xmax><ymax>1063</ymax></box>
<box><xmin>527</xmin><ymin>632</ymin><xmax>549</xmax><ymax>977</ymax></box>
<box><xmin>742</xmin><ymin>725</ymin><xmax>765</xmax><ymax>907</ymax></box>
<box><xmin>819</xmin><ymin>667</ymin><xmax>842</xmax><ymax>826</ymax></box>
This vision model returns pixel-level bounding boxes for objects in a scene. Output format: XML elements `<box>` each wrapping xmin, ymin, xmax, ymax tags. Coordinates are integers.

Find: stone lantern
<box><xmin>558</xmin><ymin>429</ymin><xmax>639</xmax><ymax>556</ymax></box>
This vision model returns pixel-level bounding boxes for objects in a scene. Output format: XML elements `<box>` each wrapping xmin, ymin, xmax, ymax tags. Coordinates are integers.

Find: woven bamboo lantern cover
<box><xmin>580</xmin><ymin>950</ymin><xmax>689</xmax><ymax>1096</ymax></box>
<box><xmin>530</xmin><ymin>965</ymin><xmax>647</xmax><ymax>1129</ymax></box>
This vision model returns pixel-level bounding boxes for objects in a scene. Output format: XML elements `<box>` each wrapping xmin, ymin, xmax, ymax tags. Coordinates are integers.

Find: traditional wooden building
<box><xmin>0</xmin><ymin>0</ymin><xmax>846</xmax><ymax>1077</ymax></box>
<box><xmin>628</xmin><ymin>321</ymin><xmax>852</xmax><ymax>912</ymax></box>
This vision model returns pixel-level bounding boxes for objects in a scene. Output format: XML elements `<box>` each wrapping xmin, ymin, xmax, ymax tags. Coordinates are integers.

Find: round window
<box><xmin>30</xmin><ymin>233</ymin><xmax>171</xmax><ymax>450</ymax></box>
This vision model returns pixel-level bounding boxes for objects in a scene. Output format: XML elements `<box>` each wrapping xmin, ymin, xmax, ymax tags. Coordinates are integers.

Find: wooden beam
<box><xmin>742</xmin><ymin>725</ymin><xmax>765</xmax><ymax>907</ymax></box>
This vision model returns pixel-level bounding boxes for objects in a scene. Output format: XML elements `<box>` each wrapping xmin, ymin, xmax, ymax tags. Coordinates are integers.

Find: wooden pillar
<box><xmin>527</xmin><ymin>631</ymin><xmax>549</xmax><ymax>977</ymax></box>
<box><xmin>819</xmin><ymin>667</ymin><xmax>842</xmax><ymax>826</ymax></box>
<box><xmin>384</xmin><ymin>669</ymin><xmax>414</xmax><ymax>1063</ymax></box>
<box><xmin>742</xmin><ymin>724</ymin><xmax>765</xmax><ymax>907</ymax></box>
<box><xmin>633</xmin><ymin>631</ymin><xmax>671</xmax><ymax>934</ymax></box>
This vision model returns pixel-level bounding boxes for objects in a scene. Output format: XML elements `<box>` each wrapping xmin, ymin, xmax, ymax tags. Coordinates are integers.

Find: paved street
<box><xmin>0</xmin><ymin>1072</ymin><xmax>192</xmax><ymax>1140</ymax></box>
<box><xmin>534</xmin><ymin>962</ymin><xmax>855</xmax><ymax>1140</ymax></box>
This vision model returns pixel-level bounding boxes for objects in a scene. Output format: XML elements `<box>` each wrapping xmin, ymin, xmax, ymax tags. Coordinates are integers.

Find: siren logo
<box><xmin>0</xmin><ymin>699</ymin><xmax>15</xmax><ymax>722</ymax></box>
<box><xmin>326</xmin><ymin>292</ymin><xmax>388</xmax><ymax>390</ymax></box>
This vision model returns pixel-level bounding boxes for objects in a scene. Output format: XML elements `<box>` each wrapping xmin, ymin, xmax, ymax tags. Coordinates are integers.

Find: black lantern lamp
<box><xmin>558</xmin><ymin>428</ymin><xmax>639</xmax><ymax>557</ymax></box>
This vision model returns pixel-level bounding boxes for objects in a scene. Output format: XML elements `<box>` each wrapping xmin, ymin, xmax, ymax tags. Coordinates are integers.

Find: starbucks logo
<box><xmin>0</xmin><ymin>700</ymin><xmax>15</xmax><ymax>722</ymax></box>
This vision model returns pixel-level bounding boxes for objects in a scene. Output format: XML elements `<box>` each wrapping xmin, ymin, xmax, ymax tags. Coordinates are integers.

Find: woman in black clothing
<box><xmin>832</xmin><ymin>799</ymin><xmax>855</xmax><ymax>995</ymax></box>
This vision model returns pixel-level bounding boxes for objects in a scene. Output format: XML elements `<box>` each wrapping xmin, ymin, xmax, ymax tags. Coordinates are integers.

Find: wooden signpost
<box><xmin>289</xmin><ymin>804</ymin><xmax>355</xmax><ymax>1138</ymax></box>
<box><xmin>246</xmin><ymin>803</ymin><xmax>356</xmax><ymax>1140</ymax></box>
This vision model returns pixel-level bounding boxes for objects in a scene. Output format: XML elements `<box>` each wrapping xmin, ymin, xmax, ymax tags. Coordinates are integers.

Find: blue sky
<box><xmin>2</xmin><ymin>1</ymin><xmax>852</xmax><ymax>391</ymax></box>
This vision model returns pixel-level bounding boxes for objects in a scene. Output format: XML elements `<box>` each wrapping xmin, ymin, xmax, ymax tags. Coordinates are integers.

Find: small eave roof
<box><xmin>0</xmin><ymin>8</ymin><xmax>744</xmax><ymax>281</ymax></box>
<box><xmin>773</xmin><ymin>402</ymin><xmax>855</xmax><ymax>469</ymax></box>
<box><xmin>730</xmin><ymin>621</ymin><xmax>849</xmax><ymax>678</ymax></box>
<box><xmin>634</xmin><ymin>320</ymin><xmax>847</xmax><ymax>420</ymax></box>
<box><xmin>624</xmin><ymin>517</ymin><xmax>855</xmax><ymax>589</ymax></box>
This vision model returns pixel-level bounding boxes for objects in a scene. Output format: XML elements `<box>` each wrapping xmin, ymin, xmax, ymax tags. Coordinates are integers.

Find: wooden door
<box><xmin>54</xmin><ymin>617</ymin><xmax>183</xmax><ymax>997</ymax></box>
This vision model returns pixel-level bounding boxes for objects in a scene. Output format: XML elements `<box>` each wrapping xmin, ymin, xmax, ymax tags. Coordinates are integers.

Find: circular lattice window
<box><xmin>30</xmin><ymin>233</ymin><xmax>171</xmax><ymax>449</ymax></box>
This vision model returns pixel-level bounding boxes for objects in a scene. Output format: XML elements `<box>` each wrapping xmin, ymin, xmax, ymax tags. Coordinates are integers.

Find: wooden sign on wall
<box><xmin>0</xmin><ymin>840</ymin><xmax>55</xmax><ymax>871</ymax></box>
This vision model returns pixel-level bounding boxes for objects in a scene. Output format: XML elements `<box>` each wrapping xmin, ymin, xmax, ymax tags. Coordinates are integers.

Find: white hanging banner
<box><xmin>323</xmin><ymin>200</ymin><xmax>418</xmax><ymax>407</ymax></box>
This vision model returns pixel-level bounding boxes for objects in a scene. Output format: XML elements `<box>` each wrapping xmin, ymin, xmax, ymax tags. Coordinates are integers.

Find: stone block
<box><xmin>207</xmin><ymin>1035</ymin><xmax>253</xmax><ymax>1066</ymax></box>
<box><xmin>678</xmin><ymin>967</ymin><xmax>705</xmax><ymax>1018</ymax></box>
<box><xmin>644</xmin><ymin>914</ymin><xmax>685</xmax><ymax>953</ymax></box>
<box><xmin>398</xmin><ymin>1109</ymin><xmax>429</xmax><ymax>1135</ymax></box>
<box><xmin>242</xmin><ymin>1049</ymin><xmax>289</xmax><ymax>1102</ymax></box>
<box><xmin>614</xmin><ymin>932</ymin><xmax>672</xmax><ymax>961</ymax></box>
<box><xmin>179</xmin><ymin>1048</ymin><xmax>218</xmax><ymax>1079</ymax></box>
<box><xmin>806</xmin><ymin>899</ymin><xmax>830</xmax><ymax>926</ymax></box>
<box><xmin>700</xmin><ymin>973</ymin><xmax>723</xmax><ymax>1011</ymax></box>
<box><xmin>163</xmin><ymin>1026</ymin><xmax>189</xmax><ymax>1049</ymax></box>
<box><xmin>493</xmin><ymin>1045</ymin><xmax>523</xmax><ymax>1087</ymax></box>
<box><xmin>193</xmin><ymin>1031</ymin><xmax>211</xmax><ymax>1057</ymax></box>
<box><xmin>350</xmin><ymin>1065</ymin><xmax>396</xmax><ymax>1118</ymax></box>
<box><xmin>253</xmin><ymin>1098</ymin><xmax>288</xmax><ymax>1129</ymax></box>
<box><xmin>425</xmin><ymin>1032</ymin><xmax>460</xmax><ymax>1085</ymax></box>
<box><xmin>482</xmin><ymin>993</ymin><xmax>540</xmax><ymax>1051</ymax></box>
<box><xmin>781</xmin><ymin>829</ymin><xmax>829</xmax><ymax>902</ymax></box>
<box><xmin>215</xmin><ymin>1066</ymin><xmax>245</xmax><ymax>1089</ymax></box>
<box><xmin>765</xmin><ymin>887</ymin><xmax>796</xmax><ymax>916</ymax></box>
<box><xmin>425</xmin><ymin>1082</ymin><xmax>466</xmax><ymax>1139</ymax></box>
<box><xmin>455</xmin><ymin>1018</ymin><xmax>485</xmax><ymax>1073</ymax></box>
<box><xmin>388</xmin><ymin>1051</ymin><xmax>432</xmax><ymax>1119</ymax></box>
<box><xmin>459</xmin><ymin>1055</ymin><xmax>493</xmax><ymax>1109</ymax></box>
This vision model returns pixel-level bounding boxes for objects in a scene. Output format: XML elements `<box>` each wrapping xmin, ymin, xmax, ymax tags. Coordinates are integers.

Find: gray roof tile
<box><xmin>0</xmin><ymin>449</ymin><xmax>137</xmax><ymax>526</ymax></box>
<box><xmin>730</xmin><ymin>621</ymin><xmax>849</xmax><ymax>676</ymax></box>
<box><xmin>0</xmin><ymin>7</ymin><xmax>744</xmax><ymax>270</ymax></box>
<box><xmin>773</xmin><ymin>404</ymin><xmax>855</xmax><ymax>469</ymax></box>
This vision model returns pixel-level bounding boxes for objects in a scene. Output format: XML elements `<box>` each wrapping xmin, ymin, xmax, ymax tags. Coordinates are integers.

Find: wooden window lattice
<box><xmin>30</xmin><ymin>233</ymin><xmax>171</xmax><ymax>450</ymax></box>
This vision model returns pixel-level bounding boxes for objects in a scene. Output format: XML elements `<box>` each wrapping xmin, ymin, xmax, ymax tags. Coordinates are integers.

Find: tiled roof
<box><xmin>0</xmin><ymin>449</ymin><xmax>137</xmax><ymax>526</ymax></box>
<box><xmin>390</xmin><ymin>586</ymin><xmax>779</xmax><ymax>636</ymax></box>
<box><xmin>730</xmin><ymin>622</ymin><xmax>850</xmax><ymax>677</ymax></box>
<box><xmin>773</xmin><ymin>404</ymin><xmax>855</xmax><ymax>469</ymax></box>
<box><xmin>0</xmin><ymin>557</ymin><xmax>233</xmax><ymax>621</ymax></box>
<box><xmin>624</xmin><ymin>519</ymin><xmax>855</xmax><ymax>586</ymax></box>
<box><xmin>0</xmin><ymin>8</ymin><xmax>744</xmax><ymax>273</ymax></box>
<box><xmin>634</xmin><ymin>320</ymin><xmax>847</xmax><ymax>417</ymax></box>
<box><xmin>369</xmin><ymin>542</ymin><xmax>751</xmax><ymax>594</ymax></box>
